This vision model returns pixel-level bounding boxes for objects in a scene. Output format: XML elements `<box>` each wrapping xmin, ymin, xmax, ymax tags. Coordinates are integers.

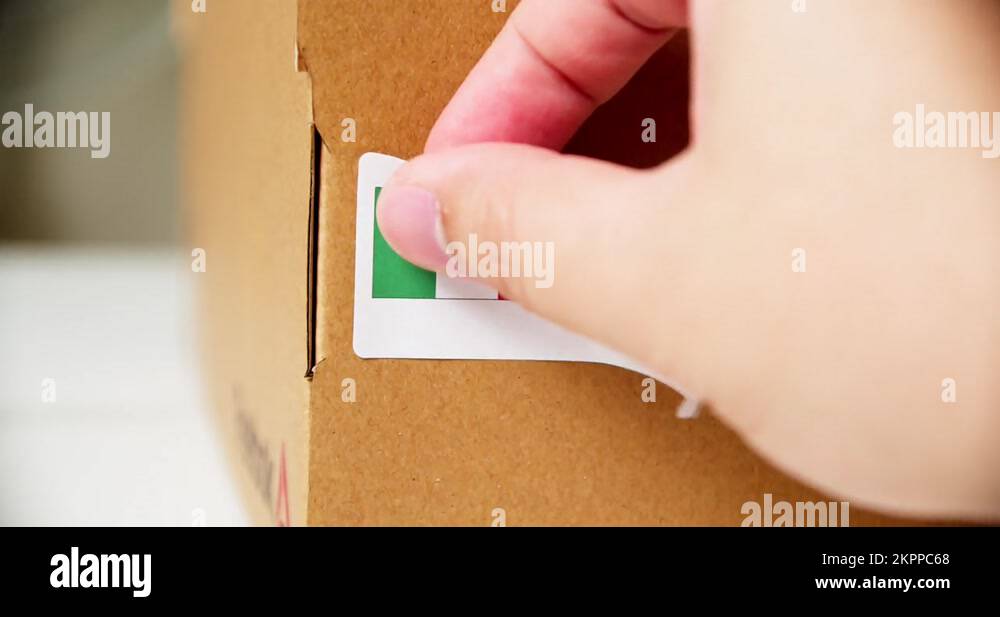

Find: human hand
<box><xmin>375</xmin><ymin>0</ymin><xmax>1000</xmax><ymax>519</ymax></box>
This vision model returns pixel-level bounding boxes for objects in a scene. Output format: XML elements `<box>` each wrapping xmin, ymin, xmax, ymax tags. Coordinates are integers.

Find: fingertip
<box><xmin>376</xmin><ymin>182</ymin><xmax>450</xmax><ymax>272</ymax></box>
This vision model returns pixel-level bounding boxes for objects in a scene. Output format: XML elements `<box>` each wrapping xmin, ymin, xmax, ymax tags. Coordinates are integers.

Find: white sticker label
<box><xmin>352</xmin><ymin>153</ymin><xmax>698</xmax><ymax>416</ymax></box>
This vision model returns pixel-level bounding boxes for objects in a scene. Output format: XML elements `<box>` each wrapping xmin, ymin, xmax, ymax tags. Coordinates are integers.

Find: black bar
<box><xmin>0</xmin><ymin>527</ymin><xmax>993</xmax><ymax>605</ymax></box>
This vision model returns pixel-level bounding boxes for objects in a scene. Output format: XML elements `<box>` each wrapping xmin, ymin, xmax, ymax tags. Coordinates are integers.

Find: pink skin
<box><xmin>376</xmin><ymin>184</ymin><xmax>448</xmax><ymax>272</ymax></box>
<box><xmin>426</xmin><ymin>0</ymin><xmax>688</xmax><ymax>152</ymax></box>
<box><xmin>378</xmin><ymin>0</ymin><xmax>688</xmax><ymax>265</ymax></box>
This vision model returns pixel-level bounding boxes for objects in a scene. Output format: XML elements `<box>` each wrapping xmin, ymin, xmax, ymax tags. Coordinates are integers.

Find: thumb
<box><xmin>375</xmin><ymin>143</ymin><xmax>714</xmax><ymax>388</ymax></box>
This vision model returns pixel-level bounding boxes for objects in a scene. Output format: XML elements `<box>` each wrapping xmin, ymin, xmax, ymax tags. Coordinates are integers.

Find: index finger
<box><xmin>424</xmin><ymin>0</ymin><xmax>687</xmax><ymax>152</ymax></box>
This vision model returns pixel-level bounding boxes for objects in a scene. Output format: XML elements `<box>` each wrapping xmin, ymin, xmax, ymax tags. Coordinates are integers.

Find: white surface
<box><xmin>0</xmin><ymin>246</ymin><xmax>248</xmax><ymax>526</ymax></box>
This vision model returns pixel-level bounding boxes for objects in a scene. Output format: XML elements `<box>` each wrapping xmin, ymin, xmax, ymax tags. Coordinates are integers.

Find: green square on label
<box><xmin>372</xmin><ymin>187</ymin><xmax>437</xmax><ymax>299</ymax></box>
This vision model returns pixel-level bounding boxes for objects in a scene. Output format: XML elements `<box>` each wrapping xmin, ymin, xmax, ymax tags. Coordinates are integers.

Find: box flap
<box><xmin>178</xmin><ymin>0</ymin><xmax>312</xmax><ymax>525</ymax></box>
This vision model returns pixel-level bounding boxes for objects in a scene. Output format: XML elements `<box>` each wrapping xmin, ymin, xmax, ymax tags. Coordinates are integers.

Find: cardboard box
<box><xmin>177</xmin><ymin>0</ymin><xmax>910</xmax><ymax>525</ymax></box>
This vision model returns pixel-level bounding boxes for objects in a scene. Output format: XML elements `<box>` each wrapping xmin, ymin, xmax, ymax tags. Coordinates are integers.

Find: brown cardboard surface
<box><xmin>181</xmin><ymin>0</ymin><xmax>916</xmax><ymax>525</ymax></box>
<box><xmin>177</xmin><ymin>0</ymin><xmax>312</xmax><ymax>526</ymax></box>
<box><xmin>296</xmin><ymin>1</ymin><xmax>910</xmax><ymax>525</ymax></box>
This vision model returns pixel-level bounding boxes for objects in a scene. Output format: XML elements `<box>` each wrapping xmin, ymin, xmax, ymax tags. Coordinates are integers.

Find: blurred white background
<box><xmin>0</xmin><ymin>1</ymin><xmax>247</xmax><ymax>525</ymax></box>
